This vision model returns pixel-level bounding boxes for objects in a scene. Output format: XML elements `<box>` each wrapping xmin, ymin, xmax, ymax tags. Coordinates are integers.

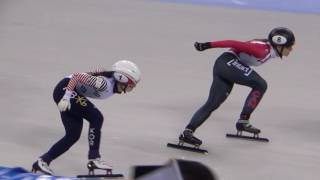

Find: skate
<box><xmin>31</xmin><ymin>158</ymin><xmax>53</xmax><ymax>175</ymax></box>
<box><xmin>179</xmin><ymin>129</ymin><xmax>203</xmax><ymax>146</ymax></box>
<box><xmin>235</xmin><ymin>120</ymin><xmax>261</xmax><ymax>134</ymax></box>
<box><xmin>77</xmin><ymin>159</ymin><xmax>123</xmax><ymax>178</ymax></box>
<box><xmin>226</xmin><ymin>120</ymin><xmax>269</xmax><ymax>142</ymax></box>
<box><xmin>167</xmin><ymin>129</ymin><xmax>208</xmax><ymax>154</ymax></box>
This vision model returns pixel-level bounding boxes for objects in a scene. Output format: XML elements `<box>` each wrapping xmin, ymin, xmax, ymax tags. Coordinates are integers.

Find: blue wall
<box><xmin>159</xmin><ymin>0</ymin><xmax>320</xmax><ymax>15</ymax></box>
<box><xmin>0</xmin><ymin>166</ymin><xmax>77</xmax><ymax>180</ymax></box>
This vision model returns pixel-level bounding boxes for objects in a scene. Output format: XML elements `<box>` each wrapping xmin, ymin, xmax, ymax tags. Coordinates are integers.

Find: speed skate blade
<box><xmin>167</xmin><ymin>143</ymin><xmax>208</xmax><ymax>154</ymax></box>
<box><xmin>226</xmin><ymin>133</ymin><xmax>269</xmax><ymax>142</ymax></box>
<box><xmin>77</xmin><ymin>174</ymin><xmax>124</xmax><ymax>178</ymax></box>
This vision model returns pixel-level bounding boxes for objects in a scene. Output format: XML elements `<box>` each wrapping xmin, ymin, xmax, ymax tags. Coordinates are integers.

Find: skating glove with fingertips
<box><xmin>194</xmin><ymin>42</ymin><xmax>211</xmax><ymax>51</ymax></box>
<box><xmin>57</xmin><ymin>90</ymin><xmax>72</xmax><ymax>112</ymax></box>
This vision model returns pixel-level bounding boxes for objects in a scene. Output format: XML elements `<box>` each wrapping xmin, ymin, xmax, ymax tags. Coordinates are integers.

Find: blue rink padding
<box><xmin>0</xmin><ymin>166</ymin><xmax>77</xmax><ymax>180</ymax></box>
<box><xmin>158</xmin><ymin>0</ymin><xmax>320</xmax><ymax>14</ymax></box>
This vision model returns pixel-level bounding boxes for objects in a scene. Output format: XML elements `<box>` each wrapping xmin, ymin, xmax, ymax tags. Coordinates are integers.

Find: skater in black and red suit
<box><xmin>179</xmin><ymin>27</ymin><xmax>295</xmax><ymax>145</ymax></box>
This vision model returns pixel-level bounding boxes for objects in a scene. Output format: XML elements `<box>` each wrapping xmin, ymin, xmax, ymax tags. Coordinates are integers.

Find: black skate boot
<box><xmin>31</xmin><ymin>158</ymin><xmax>53</xmax><ymax>175</ymax></box>
<box><xmin>167</xmin><ymin>129</ymin><xmax>207</xmax><ymax>153</ymax></box>
<box><xmin>236</xmin><ymin>120</ymin><xmax>261</xmax><ymax>134</ymax></box>
<box><xmin>179</xmin><ymin>129</ymin><xmax>202</xmax><ymax>146</ymax></box>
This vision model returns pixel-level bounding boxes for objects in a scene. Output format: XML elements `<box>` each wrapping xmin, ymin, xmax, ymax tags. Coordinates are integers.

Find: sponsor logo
<box><xmin>75</xmin><ymin>96</ymin><xmax>87</xmax><ymax>107</ymax></box>
<box><xmin>227</xmin><ymin>59</ymin><xmax>253</xmax><ymax>76</ymax></box>
<box><xmin>89</xmin><ymin>128</ymin><xmax>95</xmax><ymax>146</ymax></box>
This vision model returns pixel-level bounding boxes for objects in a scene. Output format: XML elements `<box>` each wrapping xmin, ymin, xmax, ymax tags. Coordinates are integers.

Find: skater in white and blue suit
<box><xmin>32</xmin><ymin>60</ymin><xmax>141</xmax><ymax>175</ymax></box>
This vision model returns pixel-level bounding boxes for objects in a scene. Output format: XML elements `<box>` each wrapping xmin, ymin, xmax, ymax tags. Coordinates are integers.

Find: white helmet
<box><xmin>112</xmin><ymin>60</ymin><xmax>141</xmax><ymax>85</ymax></box>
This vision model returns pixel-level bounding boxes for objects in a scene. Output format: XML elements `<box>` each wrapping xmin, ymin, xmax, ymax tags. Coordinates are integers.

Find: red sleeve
<box><xmin>210</xmin><ymin>40</ymin><xmax>269</xmax><ymax>59</ymax></box>
<box><xmin>66</xmin><ymin>73</ymin><xmax>97</xmax><ymax>91</ymax></box>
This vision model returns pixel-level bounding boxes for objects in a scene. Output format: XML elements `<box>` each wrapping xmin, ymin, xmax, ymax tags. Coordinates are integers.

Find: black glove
<box><xmin>194</xmin><ymin>42</ymin><xmax>211</xmax><ymax>51</ymax></box>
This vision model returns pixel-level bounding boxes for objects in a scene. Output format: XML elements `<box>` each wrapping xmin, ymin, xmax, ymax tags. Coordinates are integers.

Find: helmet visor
<box><xmin>117</xmin><ymin>78</ymin><xmax>136</xmax><ymax>93</ymax></box>
<box><xmin>125</xmin><ymin>84</ymin><xmax>135</xmax><ymax>92</ymax></box>
<box><xmin>125</xmin><ymin>78</ymin><xmax>136</xmax><ymax>92</ymax></box>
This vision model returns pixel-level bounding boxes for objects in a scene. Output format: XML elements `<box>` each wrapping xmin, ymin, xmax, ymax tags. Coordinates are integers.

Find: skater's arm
<box><xmin>195</xmin><ymin>40</ymin><xmax>268</xmax><ymax>58</ymax></box>
<box><xmin>57</xmin><ymin>73</ymin><xmax>95</xmax><ymax>112</ymax></box>
<box><xmin>66</xmin><ymin>72</ymin><xmax>107</xmax><ymax>92</ymax></box>
<box><xmin>211</xmin><ymin>40</ymin><xmax>267</xmax><ymax>57</ymax></box>
<box><xmin>58</xmin><ymin>71</ymin><xmax>108</xmax><ymax>112</ymax></box>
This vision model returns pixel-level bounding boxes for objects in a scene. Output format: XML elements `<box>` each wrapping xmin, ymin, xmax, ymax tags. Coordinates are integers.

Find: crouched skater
<box><xmin>32</xmin><ymin>60</ymin><xmax>141</xmax><ymax>175</ymax></box>
<box><xmin>180</xmin><ymin>27</ymin><xmax>295</xmax><ymax>145</ymax></box>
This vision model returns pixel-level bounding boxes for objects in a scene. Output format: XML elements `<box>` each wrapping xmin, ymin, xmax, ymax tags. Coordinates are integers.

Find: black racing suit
<box><xmin>186</xmin><ymin>52</ymin><xmax>267</xmax><ymax>131</ymax></box>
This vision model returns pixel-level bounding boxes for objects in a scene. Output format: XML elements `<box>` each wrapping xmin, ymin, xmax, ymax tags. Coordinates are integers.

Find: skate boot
<box><xmin>31</xmin><ymin>158</ymin><xmax>53</xmax><ymax>175</ymax></box>
<box><xmin>87</xmin><ymin>158</ymin><xmax>113</xmax><ymax>175</ymax></box>
<box><xmin>236</xmin><ymin>120</ymin><xmax>261</xmax><ymax>134</ymax></box>
<box><xmin>179</xmin><ymin>129</ymin><xmax>202</xmax><ymax>146</ymax></box>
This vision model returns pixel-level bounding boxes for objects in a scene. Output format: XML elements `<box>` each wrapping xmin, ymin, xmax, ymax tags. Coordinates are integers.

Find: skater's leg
<box><xmin>185</xmin><ymin>76</ymin><xmax>233</xmax><ymax>131</ymax></box>
<box><xmin>40</xmin><ymin>113</ymin><xmax>83</xmax><ymax>164</ymax></box>
<box><xmin>32</xmin><ymin>78</ymin><xmax>83</xmax><ymax>174</ymax></box>
<box><xmin>236</xmin><ymin>75</ymin><xmax>267</xmax><ymax>134</ymax></box>
<box><xmin>55</xmin><ymin>89</ymin><xmax>103</xmax><ymax>160</ymax></box>
<box><xmin>180</xmin><ymin>53</ymin><xmax>235</xmax><ymax>145</ymax></box>
<box><xmin>219</xmin><ymin>57</ymin><xmax>267</xmax><ymax>133</ymax></box>
<box><xmin>83</xmin><ymin>107</ymin><xmax>104</xmax><ymax>159</ymax></box>
<box><xmin>218</xmin><ymin>58</ymin><xmax>267</xmax><ymax>120</ymax></box>
<box><xmin>239</xmin><ymin>74</ymin><xmax>267</xmax><ymax>120</ymax></box>
<box><xmin>81</xmin><ymin>106</ymin><xmax>114</xmax><ymax>170</ymax></box>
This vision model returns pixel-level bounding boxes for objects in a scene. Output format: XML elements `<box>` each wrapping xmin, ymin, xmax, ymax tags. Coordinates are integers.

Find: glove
<box><xmin>94</xmin><ymin>76</ymin><xmax>107</xmax><ymax>91</ymax></box>
<box><xmin>194</xmin><ymin>42</ymin><xmax>211</xmax><ymax>51</ymax></box>
<box><xmin>57</xmin><ymin>90</ymin><xmax>72</xmax><ymax>112</ymax></box>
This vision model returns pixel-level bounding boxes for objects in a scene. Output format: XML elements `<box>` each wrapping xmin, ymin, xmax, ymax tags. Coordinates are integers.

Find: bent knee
<box><xmin>253</xmin><ymin>79</ymin><xmax>268</xmax><ymax>93</ymax></box>
<box><xmin>64</xmin><ymin>133</ymin><xmax>81</xmax><ymax>143</ymax></box>
<box><xmin>259</xmin><ymin>79</ymin><xmax>268</xmax><ymax>92</ymax></box>
<box><xmin>88</xmin><ymin>111</ymin><xmax>104</xmax><ymax>129</ymax></box>
<box><xmin>203</xmin><ymin>101</ymin><xmax>221</xmax><ymax>113</ymax></box>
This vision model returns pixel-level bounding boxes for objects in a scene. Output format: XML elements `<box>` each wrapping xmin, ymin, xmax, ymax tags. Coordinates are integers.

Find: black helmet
<box><xmin>268</xmin><ymin>27</ymin><xmax>295</xmax><ymax>48</ymax></box>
